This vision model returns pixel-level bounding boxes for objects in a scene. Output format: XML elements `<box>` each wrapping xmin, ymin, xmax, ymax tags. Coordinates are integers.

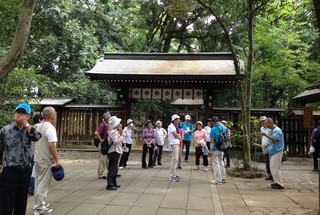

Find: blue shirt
<box><xmin>268</xmin><ymin>126</ymin><xmax>284</xmax><ymax>156</ymax></box>
<box><xmin>180</xmin><ymin>122</ymin><xmax>193</xmax><ymax>141</ymax></box>
<box><xmin>210</xmin><ymin>124</ymin><xmax>226</xmax><ymax>151</ymax></box>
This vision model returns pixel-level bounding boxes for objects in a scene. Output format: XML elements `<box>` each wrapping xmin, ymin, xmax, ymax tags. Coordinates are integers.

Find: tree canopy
<box><xmin>0</xmin><ymin>0</ymin><xmax>319</xmax><ymax>118</ymax></box>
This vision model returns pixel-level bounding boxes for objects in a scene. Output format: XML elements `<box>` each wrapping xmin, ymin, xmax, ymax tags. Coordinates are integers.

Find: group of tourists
<box><xmin>138</xmin><ymin>114</ymin><xmax>232</xmax><ymax>184</ymax></box>
<box><xmin>2</xmin><ymin>103</ymin><xmax>318</xmax><ymax>214</ymax></box>
<box><xmin>0</xmin><ymin>104</ymin><xmax>61</xmax><ymax>215</ymax></box>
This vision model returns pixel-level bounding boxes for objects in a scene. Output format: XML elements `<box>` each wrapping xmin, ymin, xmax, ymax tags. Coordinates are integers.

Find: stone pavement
<box><xmin>26</xmin><ymin>150</ymin><xmax>319</xmax><ymax>215</ymax></box>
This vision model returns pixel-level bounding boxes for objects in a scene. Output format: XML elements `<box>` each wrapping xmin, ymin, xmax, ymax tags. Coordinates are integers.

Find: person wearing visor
<box><xmin>0</xmin><ymin>104</ymin><xmax>41</xmax><ymax>215</ymax></box>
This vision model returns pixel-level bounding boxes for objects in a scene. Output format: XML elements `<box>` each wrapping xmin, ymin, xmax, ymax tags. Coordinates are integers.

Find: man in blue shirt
<box><xmin>209</xmin><ymin>116</ymin><xmax>227</xmax><ymax>185</ymax></box>
<box><xmin>261</xmin><ymin>118</ymin><xmax>285</xmax><ymax>189</ymax></box>
<box><xmin>180</xmin><ymin>115</ymin><xmax>193</xmax><ymax>163</ymax></box>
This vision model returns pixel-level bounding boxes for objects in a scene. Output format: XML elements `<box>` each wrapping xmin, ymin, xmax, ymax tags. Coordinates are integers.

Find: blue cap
<box><xmin>15</xmin><ymin>104</ymin><xmax>31</xmax><ymax>114</ymax></box>
<box><xmin>51</xmin><ymin>166</ymin><xmax>64</xmax><ymax>181</ymax></box>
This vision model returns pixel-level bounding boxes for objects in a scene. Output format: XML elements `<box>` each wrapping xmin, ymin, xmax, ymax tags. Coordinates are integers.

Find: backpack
<box><xmin>100</xmin><ymin>139</ymin><xmax>113</xmax><ymax>155</ymax></box>
<box><xmin>216</xmin><ymin>126</ymin><xmax>228</xmax><ymax>150</ymax></box>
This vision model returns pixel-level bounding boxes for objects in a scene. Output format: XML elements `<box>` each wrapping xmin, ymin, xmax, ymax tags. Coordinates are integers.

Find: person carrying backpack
<box><xmin>95</xmin><ymin>112</ymin><xmax>110</xmax><ymax>179</ymax></box>
<box><xmin>209</xmin><ymin>116</ymin><xmax>227</xmax><ymax>185</ymax></box>
<box><xmin>311</xmin><ymin>121</ymin><xmax>320</xmax><ymax>172</ymax></box>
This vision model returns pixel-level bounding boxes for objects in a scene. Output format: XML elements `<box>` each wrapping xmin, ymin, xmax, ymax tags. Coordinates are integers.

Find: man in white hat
<box><xmin>180</xmin><ymin>115</ymin><xmax>194</xmax><ymax>163</ymax></box>
<box><xmin>168</xmin><ymin>114</ymin><xmax>181</xmax><ymax>182</ymax></box>
<box><xmin>260</xmin><ymin>116</ymin><xmax>272</xmax><ymax>180</ymax></box>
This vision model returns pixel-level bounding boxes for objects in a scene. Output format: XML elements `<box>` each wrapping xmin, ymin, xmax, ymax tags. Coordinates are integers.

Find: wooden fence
<box><xmin>280</xmin><ymin>118</ymin><xmax>307</xmax><ymax>156</ymax></box>
<box><xmin>58</xmin><ymin>108</ymin><xmax>125</xmax><ymax>146</ymax></box>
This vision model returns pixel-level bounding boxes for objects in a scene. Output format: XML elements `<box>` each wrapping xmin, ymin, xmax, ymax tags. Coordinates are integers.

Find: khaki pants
<box><xmin>270</xmin><ymin>152</ymin><xmax>284</xmax><ymax>187</ymax></box>
<box><xmin>98</xmin><ymin>151</ymin><xmax>109</xmax><ymax>177</ymax></box>
<box><xmin>211</xmin><ymin>151</ymin><xmax>226</xmax><ymax>181</ymax></box>
<box><xmin>170</xmin><ymin>144</ymin><xmax>179</xmax><ymax>176</ymax></box>
<box><xmin>34</xmin><ymin>162</ymin><xmax>52</xmax><ymax>206</ymax></box>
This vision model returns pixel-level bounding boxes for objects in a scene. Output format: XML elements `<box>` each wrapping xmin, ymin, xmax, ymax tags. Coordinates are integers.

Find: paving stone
<box><xmin>24</xmin><ymin>151</ymin><xmax>319</xmax><ymax>215</ymax></box>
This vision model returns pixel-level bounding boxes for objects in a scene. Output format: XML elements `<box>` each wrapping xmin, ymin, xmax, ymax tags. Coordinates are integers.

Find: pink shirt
<box><xmin>179</xmin><ymin>128</ymin><xmax>184</xmax><ymax>147</ymax></box>
<box><xmin>194</xmin><ymin>129</ymin><xmax>207</xmax><ymax>147</ymax></box>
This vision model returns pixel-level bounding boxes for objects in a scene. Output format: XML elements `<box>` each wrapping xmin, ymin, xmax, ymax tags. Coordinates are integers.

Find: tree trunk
<box><xmin>0</xmin><ymin>0</ymin><xmax>36</xmax><ymax>79</ymax></box>
<box><xmin>313</xmin><ymin>0</ymin><xmax>320</xmax><ymax>31</ymax></box>
<box><xmin>243</xmin><ymin>0</ymin><xmax>255</xmax><ymax>169</ymax></box>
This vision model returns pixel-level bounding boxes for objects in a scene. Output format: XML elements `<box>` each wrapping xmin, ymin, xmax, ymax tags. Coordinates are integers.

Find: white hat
<box><xmin>171</xmin><ymin>114</ymin><xmax>180</xmax><ymax>121</ymax></box>
<box><xmin>156</xmin><ymin>120</ymin><xmax>162</xmax><ymax>125</ymax></box>
<box><xmin>185</xmin><ymin>115</ymin><xmax>191</xmax><ymax>120</ymax></box>
<box><xmin>196</xmin><ymin>121</ymin><xmax>203</xmax><ymax>126</ymax></box>
<box><xmin>221</xmin><ymin>120</ymin><xmax>227</xmax><ymax>125</ymax></box>
<box><xmin>108</xmin><ymin>116</ymin><xmax>121</xmax><ymax>129</ymax></box>
<box><xmin>127</xmin><ymin>119</ymin><xmax>133</xmax><ymax>125</ymax></box>
<box><xmin>259</xmin><ymin>116</ymin><xmax>267</xmax><ymax>122</ymax></box>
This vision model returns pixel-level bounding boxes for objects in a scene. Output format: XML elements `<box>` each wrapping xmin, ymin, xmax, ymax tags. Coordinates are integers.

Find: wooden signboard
<box><xmin>303</xmin><ymin>107</ymin><xmax>314</xmax><ymax>129</ymax></box>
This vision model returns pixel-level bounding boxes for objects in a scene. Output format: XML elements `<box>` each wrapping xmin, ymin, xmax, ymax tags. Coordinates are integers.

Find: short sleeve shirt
<box><xmin>168</xmin><ymin>123</ymin><xmax>178</xmax><ymax>145</ymax></box>
<box><xmin>180</xmin><ymin>122</ymin><xmax>193</xmax><ymax>141</ymax></box>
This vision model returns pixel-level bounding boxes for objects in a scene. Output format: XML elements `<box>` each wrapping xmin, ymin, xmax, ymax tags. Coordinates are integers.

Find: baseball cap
<box><xmin>52</xmin><ymin>166</ymin><xmax>64</xmax><ymax>181</ymax></box>
<box><xmin>211</xmin><ymin>116</ymin><xmax>219</xmax><ymax>122</ymax></box>
<box><xmin>185</xmin><ymin>115</ymin><xmax>191</xmax><ymax>120</ymax></box>
<box><xmin>221</xmin><ymin>120</ymin><xmax>227</xmax><ymax>125</ymax></box>
<box><xmin>15</xmin><ymin>104</ymin><xmax>31</xmax><ymax>114</ymax></box>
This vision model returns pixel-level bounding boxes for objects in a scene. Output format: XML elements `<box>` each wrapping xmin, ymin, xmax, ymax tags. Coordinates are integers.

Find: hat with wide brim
<box><xmin>51</xmin><ymin>166</ymin><xmax>64</xmax><ymax>181</ymax></box>
<box><xmin>108</xmin><ymin>116</ymin><xmax>121</xmax><ymax>129</ymax></box>
<box><xmin>127</xmin><ymin>119</ymin><xmax>133</xmax><ymax>125</ymax></box>
<box><xmin>171</xmin><ymin>114</ymin><xmax>180</xmax><ymax>121</ymax></box>
<box><xmin>259</xmin><ymin>116</ymin><xmax>267</xmax><ymax>122</ymax></box>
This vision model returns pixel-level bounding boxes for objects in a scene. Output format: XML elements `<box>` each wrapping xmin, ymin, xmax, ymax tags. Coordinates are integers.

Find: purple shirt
<box><xmin>96</xmin><ymin>123</ymin><xmax>109</xmax><ymax>140</ymax></box>
<box><xmin>143</xmin><ymin>128</ymin><xmax>156</xmax><ymax>144</ymax></box>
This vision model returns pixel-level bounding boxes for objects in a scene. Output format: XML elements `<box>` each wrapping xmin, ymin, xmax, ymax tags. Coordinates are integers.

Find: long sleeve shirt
<box><xmin>0</xmin><ymin>122</ymin><xmax>41</xmax><ymax>167</ymax></box>
<box><xmin>108</xmin><ymin>129</ymin><xmax>124</xmax><ymax>154</ymax></box>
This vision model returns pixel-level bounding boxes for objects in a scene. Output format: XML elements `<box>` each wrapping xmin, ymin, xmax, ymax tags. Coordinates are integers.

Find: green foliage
<box><xmin>51</xmin><ymin>76</ymin><xmax>117</xmax><ymax>104</ymax></box>
<box><xmin>0</xmin><ymin>68</ymin><xmax>52</xmax><ymax>103</ymax></box>
<box><xmin>252</xmin><ymin>0</ymin><xmax>320</xmax><ymax>108</ymax></box>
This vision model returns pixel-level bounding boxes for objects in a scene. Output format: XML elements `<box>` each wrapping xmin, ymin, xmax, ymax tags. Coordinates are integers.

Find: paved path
<box><xmin>26</xmin><ymin>150</ymin><xmax>319</xmax><ymax>215</ymax></box>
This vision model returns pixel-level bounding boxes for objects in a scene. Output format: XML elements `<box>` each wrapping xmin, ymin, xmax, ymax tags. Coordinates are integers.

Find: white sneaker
<box><xmin>204</xmin><ymin>167</ymin><xmax>208</xmax><ymax>172</ymax></box>
<box><xmin>34</xmin><ymin>207</ymin><xmax>52</xmax><ymax>215</ymax></box>
<box><xmin>194</xmin><ymin>165</ymin><xmax>199</xmax><ymax>170</ymax></box>
<box><xmin>222</xmin><ymin>178</ymin><xmax>227</xmax><ymax>183</ymax></box>
<box><xmin>119</xmin><ymin>166</ymin><xmax>124</xmax><ymax>170</ymax></box>
<box><xmin>211</xmin><ymin>179</ymin><xmax>222</xmax><ymax>185</ymax></box>
<box><xmin>33</xmin><ymin>203</ymin><xmax>50</xmax><ymax>210</ymax></box>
